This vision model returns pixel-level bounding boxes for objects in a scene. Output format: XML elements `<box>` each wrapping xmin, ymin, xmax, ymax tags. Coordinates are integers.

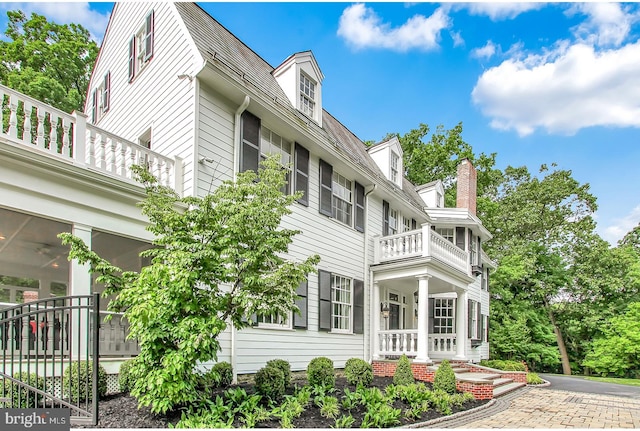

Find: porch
<box><xmin>0</xmin><ymin>83</ymin><xmax>183</xmax><ymax>194</ymax></box>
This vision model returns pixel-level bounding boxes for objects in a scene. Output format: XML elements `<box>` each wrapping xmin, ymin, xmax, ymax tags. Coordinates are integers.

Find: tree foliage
<box><xmin>0</xmin><ymin>10</ymin><xmax>98</xmax><ymax>113</ymax></box>
<box><xmin>59</xmin><ymin>157</ymin><xmax>320</xmax><ymax>413</ymax></box>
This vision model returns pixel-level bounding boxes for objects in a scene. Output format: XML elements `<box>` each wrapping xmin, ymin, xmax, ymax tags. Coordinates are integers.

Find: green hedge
<box><xmin>480</xmin><ymin>359</ymin><xmax>526</xmax><ymax>372</ymax></box>
<box><xmin>63</xmin><ymin>360</ymin><xmax>107</xmax><ymax>402</ymax></box>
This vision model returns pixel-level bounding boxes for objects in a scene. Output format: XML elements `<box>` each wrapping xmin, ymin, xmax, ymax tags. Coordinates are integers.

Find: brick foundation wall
<box><xmin>457</xmin><ymin>381</ymin><xmax>493</xmax><ymax>400</ymax></box>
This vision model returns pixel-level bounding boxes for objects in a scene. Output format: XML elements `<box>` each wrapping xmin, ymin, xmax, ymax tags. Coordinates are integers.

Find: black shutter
<box><xmin>354</xmin><ymin>182</ymin><xmax>365</xmax><ymax>233</ymax></box>
<box><xmin>428</xmin><ymin>298</ymin><xmax>434</xmax><ymax>334</ymax></box>
<box><xmin>294</xmin><ymin>279</ymin><xmax>308</xmax><ymax>329</ymax></box>
<box><xmin>467</xmin><ymin>299</ymin><xmax>472</xmax><ymax>339</ymax></box>
<box><xmin>144</xmin><ymin>10</ymin><xmax>154</xmax><ymax>62</ymax></box>
<box><xmin>318</xmin><ymin>270</ymin><xmax>332</xmax><ymax>331</ymax></box>
<box><xmin>477</xmin><ymin>238</ymin><xmax>482</xmax><ymax>265</ymax></box>
<box><xmin>91</xmin><ymin>90</ymin><xmax>96</xmax><ymax>123</ymax></box>
<box><xmin>476</xmin><ymin>303</ymin><xmax>482</xmax><ymax>340</ymax></box>
<box><xmin>240</xmin><ymin>111</ymin><xmax>260</xmax><ymax>173</ymax></box>
<box><xmin>485</xmin><ymin>315</ymin><xmax>490</xmax><ymax>342</ymax></box>
<box><xmin>103</xmin><ymin>72</ymin><xmax>110</xmax><ymax>112</ymax></box>
<box><xmin>411</xmin><ymin>218</ymin><xmax>417</xmax><ymax>230</ymax></box>
<box><xmin>319</xmin><ymin>160</ymin><xmax>333</xmax><ymax>216</ymax></box>
<box><xmin>294</xmin><ymin>143</ymin><xmax>309</xmax><ymax>206</ymax></box>
<box><xmin>128</xmin><ymin>36</ymin><xmax>135</xmax><ymax>82</ymax></box>
<box><xmin>382</xmin><ymin>200</ymin><xmax>390</xmax><ymax>236</ymax></box>
<box><xmin>353</xmin><ymin>279</ymin><xmax>364</xmax><ymax>334</ymax></box>
<box><xmin>456</xmin><ymin>227</ymin><xmax>466</xmax><ymax>250</ymax></box>
<box><xmin>486</xmin><ymin>269</ymin><xmax>490</xmax><ymax>292</ymax></box>
<box><xmin>468</xmin><ymin>231</ymin><xmax>473</xmax><ymax>263</ymax></box>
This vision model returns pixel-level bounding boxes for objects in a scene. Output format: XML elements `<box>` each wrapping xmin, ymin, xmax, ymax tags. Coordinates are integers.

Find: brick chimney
<box><xmin>456</xmin><ymin>159</ymin><xmax>477</xmax><ymax>215</ymax></box>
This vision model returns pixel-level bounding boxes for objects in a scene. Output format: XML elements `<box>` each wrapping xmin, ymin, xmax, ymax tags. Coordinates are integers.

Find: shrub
<box><xmin>480</xmin><ymin>359</ymin><xmax>526</xmax><ymax>372</ymax></box>
<box><xmin>254</xmin><ymin>365</ymin><xmax>285</xmax><ymax>402</ymax></box>
<box><xmin>118</xmin><ymin>360</ymin><xmax>136</xmax><ymax>393</ymax></box>
<box><xmin>344</xmin><ymin>358</ymin><xmax>373</xmax><ymax>387</ymax></box>
<box><xmin>4</xmin><ymin>372</ymin><xmax>46</xmax><ymax>408</ymax></box>
<box><xmin>527</xmin><ymin>372</ymin><xmax>544</xmax><ymax>385</ymax></box>
<box><xmin>307</xmin><ymin>357</ymin><xmax>335</xmax><ymax>389</ymax></box>
<box><xmin>393</xmin><ymin>355</ymin><xmax>414</xmax><ymax>385</ymax></box>
<box><xmin>266</xmin><ymin>359</ymin><xmax>291</xmax><ymax>388</ymax></box>
<box><xmin>63</xmin><ymin>360</ymin><xmax>107</xmax><ymax>402</ymax></box>
<box><xmin>433</xmin><ymin>360</ymin><xmax>457</xmax><ymax>394</ymax></box>
<box><xmin>212</xmin><ymin>361</ymin><xmax>234</xmax><ymax>387</ymax></box>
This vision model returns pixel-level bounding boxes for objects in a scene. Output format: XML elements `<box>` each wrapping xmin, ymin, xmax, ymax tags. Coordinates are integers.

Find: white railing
<box><xmin>375</xmin><ymin>226</ymin><xmax>469</xmax><ymax>274</ymax></box>
<box><xmin>377</xmin><ymin>231</ymin><xmax>423</xmax><ymax>260</ymax></box>
<box><xmin>429</xmin><ymin>230</ymin><xmax>469</xmax><ymax>273</ymax></box>
<box><xmin>0</xmin><ymin>84</ymin><xmax>183</xmax><ymax>194</ymax></box>
<box><xmin>377</xmin><ymin>329</ymin><xmax>418</xmax><ymax>356</ymax></box>
<box><xmin>429</xmin><ymin>333</ymin><xmax>457</xmax><ymax>353</ymax></box>
<box><xmin>96</xmin><ymin>311</ymin><xmax>140</xmax><ymax>357</ymax></box>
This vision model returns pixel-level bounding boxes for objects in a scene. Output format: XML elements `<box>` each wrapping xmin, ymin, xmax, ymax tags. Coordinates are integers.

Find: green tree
<box><xmin>59</xmin><ymin>157</ymin><xmax>320</xmax><ymax>413</ymax></box>
<box><xmin>583</xmin><ymin>302</ymin><xmax>640</xmax><ymax>377</ymax></box>
<box><xmin>0</xmin><ymin>10</ymin><xmax>99</xmax><ymax>113</ymax></box>
<box><xmin>483</xmin><ymin>164</ymin><xmax>598</xmax><ymax>375</ymax></box>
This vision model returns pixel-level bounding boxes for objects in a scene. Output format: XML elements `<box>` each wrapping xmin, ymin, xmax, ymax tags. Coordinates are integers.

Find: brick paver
<box><xmin>453</xmin><ymin>387</ymin><xmax>640</xmax><ymax>428</ymax></box>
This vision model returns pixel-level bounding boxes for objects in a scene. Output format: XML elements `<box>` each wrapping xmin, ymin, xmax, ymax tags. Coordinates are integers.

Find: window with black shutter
<box><xmin>319</xmin><ymin>160</ymin><xmax>333</xmax><ymax>216</ymax></box>
<box><xmin>318</xmin><ymin>270</ymin><xmax>332</xmax><ymax>331</ymax></box>
<box><xmin>294</xmin><ymin>279</ymin><xmax>308</xmax><ymax>329</ymax></box>
<box><xmin>382</xmin><ymin>200</ymin><xmax>390</xmax><ymax>236</ymax></box>
<box><xmin>102</xmin><ymin>72</ymin><xmax>110</xmax><ymax>113</ymax></box>
<box><xmin>353</xmin><ymin>279</ymin><xmax>364</xmax><ymax>334</ymax></box>
<box><xmin>354</xmin><ymin>182</ymin><xmax>365</xmax><ymax>233</ymax></box>
<box><xmin>456</xmin><ymin>227</ymin><xmax>466</xmax><ymax>250</ymax></box>
<box><xmin>294</xmin><ymin>143</ymin><xmax>309</xmax><ymax>205</ymax></box>
<box><xmin>240</xmin><ymin>111</ymin><xmax>260</xmax><ymax>173</ymax></box>
<box><xmin>411</xmin><ymin>218</ymin><xmax>417</xmax><ymax>230</ymax></box>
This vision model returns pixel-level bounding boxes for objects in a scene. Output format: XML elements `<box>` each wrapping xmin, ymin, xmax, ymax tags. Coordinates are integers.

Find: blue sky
<box><xmin>2</xmin><ymin>2</ymin><xmax>640</xmax><ymax>245</ymax></box>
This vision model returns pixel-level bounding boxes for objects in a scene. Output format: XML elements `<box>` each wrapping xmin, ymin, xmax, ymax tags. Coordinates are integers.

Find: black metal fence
<box><xmin>0</xmin><ymin>294</ymin><xmax>99</xmax><ymax>425</ymax></box>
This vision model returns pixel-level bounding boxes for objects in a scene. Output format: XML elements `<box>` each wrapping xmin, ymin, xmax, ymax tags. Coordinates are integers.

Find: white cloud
<box><xmin>450</xmin><ymin>30</ymin><xmax>464</xmax><ymax>47</ymax></box>
<box><xmin>0</xmin><ymin>2</ymin><xmax>110</xmax><ymax>43</ymax></box>
<box><xmin>337</xmin><ymin>3</ymin><xmax>451</xmax><ymax>52</ymax></box>
<box><xmin>471</xmin><ymin>40</ymin><xmax>498</xmax><ymax>60</ymax></box>
<box><xmin>566</xmin><ymin>3</ymin><xmax>636</xmax><ymax>47</ymax></box>
<box><xmin>600</xmin><ymin>205</ymin><xmax>640</xmax><ymax>245</ymax></box>
<box><xmin>458</xmin><ymin>2</ymin><xmax>544</xmax><ymax>21</ymax></box>
<box><xmin>472</xmin><ymin>40</ymin><xmax>640</xmax><ymax>136</ymax></box>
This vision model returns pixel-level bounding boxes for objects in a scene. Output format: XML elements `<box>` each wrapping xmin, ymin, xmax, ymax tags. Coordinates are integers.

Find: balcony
<box><xmin>0</xmin><ymin>84</ymin><xmax>183</xmax><ymax>193</ymax></box>
<box><xmin>374</xmin><ymin>225</ymin><xmax>470</xmax><ymax>275</ymax></box>
<box><xmin>375</xmin><ymin>330</ymin><xmax>458</xmax><ymax>359</ymax></box>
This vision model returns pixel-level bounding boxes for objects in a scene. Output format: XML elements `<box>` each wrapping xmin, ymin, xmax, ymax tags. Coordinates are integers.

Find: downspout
<box><xmin>363</xmin><ymin>184</ymin><xmax>377</xmax><ymax>361</ymax></box>
<box><xmin>231</xmin><ymin>94</ymin><xmax>250</xmax><ymax>384</ymax></box>
<box><xmin>232</xmin><ymin>95</ymin><xmax>251</xmax><ymax>181</ymax></box>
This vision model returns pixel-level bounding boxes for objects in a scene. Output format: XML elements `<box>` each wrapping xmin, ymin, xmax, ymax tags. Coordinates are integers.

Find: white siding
<box><xmin>87</xmin><ymin>2</ymin><xmax>201</xmax><ymax>197</ymax></box>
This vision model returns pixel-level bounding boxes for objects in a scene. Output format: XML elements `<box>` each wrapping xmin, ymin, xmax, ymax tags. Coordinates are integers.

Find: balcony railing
<box><xmin>375</xmin><ymin>226</ymin><xmax>469</xmax><ymax>274</ymax></box>
<box><xmin>0</xmin><ymin>84</ymin><xmax>183</xmax><ymax>194</ymax></box>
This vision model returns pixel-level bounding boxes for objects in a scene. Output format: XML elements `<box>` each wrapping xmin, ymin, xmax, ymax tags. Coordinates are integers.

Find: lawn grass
<box><xmin>584</xmin><ymin>376</ymin><xmax>640</xmax><ymax>387</ymax></box>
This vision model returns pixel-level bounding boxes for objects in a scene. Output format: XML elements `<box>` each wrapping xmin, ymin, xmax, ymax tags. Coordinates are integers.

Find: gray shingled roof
<box><xmin>174</xmin><ymin>2</ymin><xmax>425</xmax><ymax>211</ymax></box>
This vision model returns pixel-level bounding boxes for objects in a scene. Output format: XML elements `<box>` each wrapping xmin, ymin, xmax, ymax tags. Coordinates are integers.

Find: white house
<box><xmin>0</xmin><ymin>2</ymin><xmax>493</xmax><ymax>381</ymax></box>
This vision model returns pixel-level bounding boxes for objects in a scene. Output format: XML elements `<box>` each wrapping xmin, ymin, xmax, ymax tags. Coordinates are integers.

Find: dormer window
<box><xmin>299</xmin><ymin>72</ymin><xmax>316</xmax><ymax>118</ymax></box>
<box><xmin>390</xmin><ymin>152</ymin><xmax>399</xmax><ymax>183</ymax></box>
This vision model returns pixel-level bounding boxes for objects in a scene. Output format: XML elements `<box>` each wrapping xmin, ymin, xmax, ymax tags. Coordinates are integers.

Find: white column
<box><xmin>455</xmin><ymin>290</ymin><xmax>468</xmax><ymax>360</ymax></box>
<box><xmin>69</xmin><ymin>224</ymin><xmax>92</xmax><ymax>360</ymax></box>
<box><xmin>372</xmin><ymin>281</ymin><xmax>381</xmax><ymax>359</ymax></box>
<box><xmin>414</xmin><ymin>275</ymin><xmax>432</xmax><ymax>363</ymax></box>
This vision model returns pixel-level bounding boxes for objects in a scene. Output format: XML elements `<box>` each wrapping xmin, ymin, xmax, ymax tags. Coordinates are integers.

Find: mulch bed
<box><xmin>76</xmin><ymin>376</ymin><xmax>488</xmax><ymax>428</ymax></box>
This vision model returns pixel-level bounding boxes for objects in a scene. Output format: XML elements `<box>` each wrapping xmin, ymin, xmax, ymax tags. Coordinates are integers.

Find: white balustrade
<box><xmin>0</xmin><ymin>84</ymin><xmax>182</xmax><ymax>193</ymax></box>
<box><xmin>377</xmin><ymin>330</ymin><xmax>418</xmax><ymax>356</ymax></box>
<box><xmin>376</xmin><ymin>227</ymin><xmax>469</xmax><ymax>274</ymax></box>
<box><xmin>429</xmin><ymin>334</ymin><xmax>457</xmax><ymax>353</ymax></box>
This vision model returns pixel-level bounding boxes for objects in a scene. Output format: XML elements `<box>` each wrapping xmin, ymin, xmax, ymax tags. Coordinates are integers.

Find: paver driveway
<box><xmin>457</xmin><ymin>386</ymin><xmax>640</xmax><ymax>428</ymax></box>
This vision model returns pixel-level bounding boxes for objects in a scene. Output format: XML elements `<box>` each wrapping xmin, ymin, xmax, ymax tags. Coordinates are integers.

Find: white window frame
<box><xmin>332</xmin><ymin>172</ymin><xmax>352</xmax><ymax>226</ymax></box>
<box><xmin>470</xmin><ymin>234</ymin><xmax>478</xmax><ymax>265</ymax></box>
<box><xmin>403</xmin><ymin>216</ymin><xmax>412</xmax><ymax>233</ymax></box>
<box><xmin>129</xmin><ymin>10</ymin><xmax>154</xmax><ymax>82</ymax></box>
<box><xmin>260</xmin><ymin>125</ymin><xmax>292</xmax><ymax>194</ymax></box>
<box><xmin>93</xmin><ymin>72</ymin><xmax>110</xmax><ymax>123</ymax></box>
<box><xmin>388</xmin><ymin>208</ymin><xmax>398</xmax><ymax>235</ymax></box>
<box><xmin>331</xmin><ymin>274</ymin><xmax>352</xmax><ymax>333</ymax></box>
<box><xmin>433</xmin><ymin>298</ymin><xmax>455</xmax><ymax>334</ymax></box>
<box><xmin>436</xmin><ymin>227</ymin><xmax>454</xmax><ymax>243</ymax></box>
<box><xmin>390</xmin><ymin>152</ymin><xmax>399</xmax><ymax>183</ymax></box>
<box><xmin>257</xmin><ymin>311</ymin><xmax>292</xmax><ymax>330</ymax></box>
<box><xmin>470</xmin><ymin>300</ymin><xmax>479</xmax><ymax>339</ymax></box>
<box><xmin>299</xmin><ymin>72</ymin><xmax>316</xmax><ymax>118</ymax></box>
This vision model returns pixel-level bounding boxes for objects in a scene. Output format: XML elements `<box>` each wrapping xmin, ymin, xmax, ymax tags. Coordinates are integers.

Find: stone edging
<box><xmin>400</xmin><ymin>398</ymin><xmax>498</xmax><ymax>428</ymax></box>
<box><xmin>527</xmin><ymin>378</ymin><xmax>551</xmax><ymax>387</ymax></box>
